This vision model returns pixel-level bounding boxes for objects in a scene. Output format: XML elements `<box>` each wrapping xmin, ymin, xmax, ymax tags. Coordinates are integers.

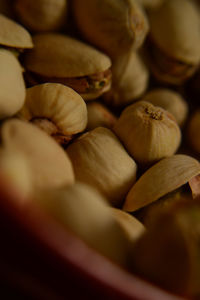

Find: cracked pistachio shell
<box><xmin>123</xmin><ymin>154</ymin><xmax>200</xmax><ymax>212</ymax></box>
<box><xmin>86</xmin><ymin>102</ymin><xmax>116</xmax><ymax>131</ymax></box>
<box><xmin>36</xmin><ymin>182</ymin><xmax>130</xmax><ymax>266</ymax></box>
<box><xmin>148</xmin><ymin>0</ymin><xmax>200</xmax><ymax>65</ymax></box>
<box><xmin>113</xmin><ymin>101</ymin><xmax>181</xmax><ymax>166</ymax></box>
<box><xmin>72</xmin><ymin>0</ymin><xmax>149</xmax><ymax>59</ymax></box>
<box><xmin>67</xmin><ymin>127</ymin><xmax>137</xmax><ymax>206</ymax></box>
<box><xmin>23</xmin><ymin>33</ymin><xmax>111</xmax><ymax>78</ymax></box>
<box><xmin>187</xmin><ymin>109</ymin><xmax>200</xmax><ymax>154</ymax></box>
<box><xmin>0</xmin><ymin>49</ymin><xmax>25</xmax><ymax>119</ymax></box>
<box><xmin>143</xmin><ymin>89</ymin><xmax>188</xmax><ymax>127</ymax></box>
<box><xmin>1</xmin><ymin>119</ymin><xmax>75</xmax><ymax>191</ymax></box>
<box><xmin>104</xmin><ymin>51</ymin><xmax>149</xmax><ymax>107</ymax></box>
<box><xmin>14</xmin><ymin>0</ymin><xmax>68</xmax><ymax>32</ymax></box>
<box><xmin>18</xmin><ymin>83</ymin><xmax>87</xmax><ymax>136</ymax></box>
<box><xmin>111</xmin><ymin>208</ymin><xmax>145</xmax><ymax>242</ymax></box>
<box><xmin>0</xmin><ymin>13</ymin><xmax>33</xmax><ymax>49</ymax></box>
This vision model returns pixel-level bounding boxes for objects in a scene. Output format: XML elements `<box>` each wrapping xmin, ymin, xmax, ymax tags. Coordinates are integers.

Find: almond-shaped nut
<box><xmin>0</xmin><ymin>49</ymin><xmax>26</xmax><ymax>119</ymax></box>
<box><xmin>1</xmin><ymin>119</ymin><xmax>75</xmax><ymax>191</ymax></box>
<box><xmin>18</xmin><ymin>83</ymin><xmax>87</xmax><ymax>145</ymax></box>
<box><xmin>14</xmin><ymin>0</ymin><xmax>68</xmax><ymax>32</ymax></box>
<box><xmin>86</xmin><ymin>102</ymin><xmax>116</xmax><ymax>130</ymax></box>
<box><xmin>143</xmin><ymin>88</ymin><xmax>188</xmax><ymax>127</ymax></box>
<box><xmin>67</xmin><ymin>127</ymin><xmax>137</xmax><ymax>206</ymax></box>
<box><xmin>187</xmin><ymin>109</ymin><xmax>200</xmax><ymax>154</ymax></box>
<box><xmin>36</xmin><ymin>182</ymin><xmax>130</xmax><ymax>266</ymax></box>
<box><xmin>72</xmin><ymin>0</ymin><xmax>149</xmax><ymax>59</ymax></box>
<box><xmin>113</xmin><ymin>101</ymin><xmax>181</xmax><ymax>166</ymax></box>
<box><xmin>123</xmin><ymin>154</ymin><xmax>200</xmax><ymax>212</ymax></box>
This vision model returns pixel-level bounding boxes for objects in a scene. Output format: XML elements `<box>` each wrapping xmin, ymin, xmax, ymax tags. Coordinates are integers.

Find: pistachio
<box><xmin>187</xmin><ymin>109</ymin><xmax>200</xmax><ymax>155</ymax></box>
<box><xmin>36</xmin><ymin>182</ymin><xmax>130</xmax><ymax>266</ymax></box>
<box><xmin>14</xmin><ymin>0</ymin><xmax>68</xmax><ymax>32</ymax></box>
<box><xmin>1</xmin><ymin>119</ymin><xmax>75</xmax><ymax>191</ymax></box>
<box><xmin>67</xmin><ymin>127</ymin><xmax>137</xmax><ymax>206</ymax></box>
<box><xmin>72</xmin><ymin>0</ymin><xmax>149</xmax><ymax>59</ymax></box>
<box><xmin>113</xmin><ymin>101</ymin><xmax>181</xmax><ymax>166</ymax></box>
<box><xmin>123</xmin><ymin>154</ymin><xmax>200</xmax><ymax>212</ymax></box>
<box><xmin>146</xmin><ymin>0</ymin><xmax>200</xmax><ymax>85</ymax></box>
<box><xmin>23</xmin><ymin>33</ymin><xmax>112</xmax><ymax>100</ymax></box>
<box><xmin>103</xmin><ymin>51</ymin><xmax>149</xmax><ymax>107</ymax></box>
<box><xmin>0</xmin><ymin>49</ymin><xmax>26</xmax><ymax>119</ymax></box>
<box><xmin>86</xmin><ymin>102</ymin><xmax>116</xmax><ymax>131</ymax></box>
<box><xmin>18</xmin><ymin>83</ymin><xmax>87</xmax><ymax>145</ymax></box>
<box><xmin>143</xmin><ymin>88</ymin><xmax>188</xmax><ymax>127</ymax></box>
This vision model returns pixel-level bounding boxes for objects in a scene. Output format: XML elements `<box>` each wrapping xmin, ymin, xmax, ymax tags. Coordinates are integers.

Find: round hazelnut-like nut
<box><xmin>113</xmin><ymin>101</ymin><xmax>181</xmax><ymax>166</ymax></box>
<box><xmin>67</xmin><ymin>127</ymin><xmax>137</xmax><ymax>207</ymax></box>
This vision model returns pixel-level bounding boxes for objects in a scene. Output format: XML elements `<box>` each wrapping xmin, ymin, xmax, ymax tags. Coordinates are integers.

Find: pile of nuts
<box><xmin>2</xmin><ymin>0</ymin><xmax>200</xmax><ymax>298</ymax></box>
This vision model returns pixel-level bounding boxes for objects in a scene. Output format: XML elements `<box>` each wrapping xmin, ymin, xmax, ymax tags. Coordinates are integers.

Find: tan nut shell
<box><xmin>72</xmin><ymin>0</ymin><xmax>149</xmax><ymax>59</ymax></box>
<box><xmin>148</xmin><ymin>0</ymin><xmax>200</xmax><ymax>64</ymax></box>
<box><xmin>104</xmin><ymin>51</ymin><xmax>149</xmax><ymax>107</ymax></box>
<box><xmin>114</xmin><ymin>101</ymin><xmax>181</xmax><ymax>165</ymax></box>
<box><xmin>1</xmin><ymin>119</ymin><xmax>75</xmax><ymax>191</ymax></box>
<box><xmin>0</xmin><ymin>13</ymin><xmax>33</xmax><ymax>48</ymax></box>
<box><xmin>123</xmin><ymin>154</ymin><xmax>200</xmax><ymax>212</ymax></box>
<box><xmin>67</xmin><ymin>127</ymin><xmax>137</xmax><ymax>206</ymax></box>
<box><xmin>18</xmin><ymin>83</ymin><xmax>87</xmax><ymax>136</ymax></box>
<box><xmin>23</xmin><ymin>33</ymin><xmax>111</xmax><ymax>78</ymax></box>
<box><xmin>187</xmin><ymin>110</ymin><xmax>200</xmax><ymax>154</ymax></box>
<box><xmin>15</xmin><ymin>0</ymin><xmax>67</xmax><ymax>32</ymax></box>
<box><xmin>143</xmin><ymin>88</ymin><xmax>188</xmax><ymax>127</ymax></box>
<box><xmin>111</xmin><ymin>208</ymin><xmax>145</xmax><ymax>242</ymax></box>
<box><xmin>0</xmin><ymin>49</ymin><xmax>26</xmax><ymax>119</ymax></box>
<box><xmin>36</xmin><ymin>182</ymin><xmax>129</xmax><ymax>265</ymax></box>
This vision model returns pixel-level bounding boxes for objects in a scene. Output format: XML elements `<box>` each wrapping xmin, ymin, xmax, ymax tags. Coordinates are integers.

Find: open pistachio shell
<box><xmin>143</xmin><ymin>88</ymin><xmax>188</xmax><ymax>127</ymax></box>
<box><xmin>67</xmin><ymin>127</ymin><xmax>137</xmax><ymax>206</ymax></box>
<box><xmin>72</xmin><ymin>0</ymin><xmax>149</xmax><ymax>59</ymax></box>
<box><xmin>103</xmin><ymin>51</ymin><xmax>149</xmax><ymax>107</ymax></box>
<box><xmin>0</xmin><ymin>49</ymin><xmax>25</xmax><ymax>119</ymax></box>
<box><xmin>111</xmin><ymin>208</ymin><xmax>145</xmax><ymax>242</ymax></box>
<box><xmin>187</xmin><ymin>109</ymin><xmax>200</xmax><ymax>154</ymax></box>
<box><xmin>1</xmin><ymin>119</ymin><xmax>75</xmax><ymax>191</ymax></box>
<box><xmin>18</xmin><ymin>83</ymin><xmax>87</xmax><ymax>144</ymax></box>
<box><xmin>14</xmin><ymin>0</ymin><xmax>68</xmax><ymax>32</ymax></box>
<box><xmin>123</xmin><ymin>154</ymin><xmax>200</xmax><ymax>212</ymax></box>
<box><xmin>0</xmin><ymin>13</ymin><xmax>33</xmax><ymax>49</ymax></box>
<box><xmin>36</xmin><ymin>182</ymin><xmax>130</xmax><ymax>266</ymax></box>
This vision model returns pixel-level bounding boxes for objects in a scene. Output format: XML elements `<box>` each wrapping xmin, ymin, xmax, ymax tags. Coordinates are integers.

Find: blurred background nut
<box><xmin>72</xmin><ymin>0</ymin><xmax>149</xmax><ymax>59</ymax></box>
<box><xmin>113</xmin><ymin>101</ymin><xmax>181</xmax><ymax>166</ymax></box>
<box><xmin>187</xmin><ymin>109</ymin><xmax>200</xmax><ymax>155</ymax></box>
<box><xmin>23</xmin><ymin>33</ymin><xmax>112</xmax><ymax>100</ymax></box>
<box><xmin>103</xmin><ymin>51</ymin><xmax>149</xmax><ymax>108</ymax></box>
<box><xmin>142</xmin><ymin>88</ymin><xmax>188</xmax><ymax>127</ymax></box>
<box><xmin>136</xmin><ymin>0</ymin><xmax>165</xmax><ymax>10</ymax></box>
<box><xmin>0</xmin><ymin>49</ymin><xmax>26</xmax><ymax>119</ymax></box>
<box><xmin>146</xmin><ymin>0</ymin><xmax>200</xmax><ymax>85</ymax></box>
<box><xmin>18</xmin><ymin>83</ymin><xmax>87</xmax><ymax>146</ymax></box>
<box><xmin>1</xmin><ymin>119</ymin><xmax>75</xmax><ymax>191</ymax></box>
<box><xmin>123</xmin><ymin>154</ymin><xmax>200</xmax><ymax>212</ymax></box>
<box><xmin>14</xmin><ymin>0</ymin><xmax>68</xmax><ymax>32</ymax></box>
<box><xmin>86</xmin><ymin>102</ymin><xmax>117</xmax><ymax>131</ymax></box>
<box><xmin>67</xmin><ymin>127</ymin><xmax>137</xmax><ymax>207</ymax></box>
<box><xmin>35</xmin><ymin>182</ymin><xmax>130</xmax><ymax>266</ymax></box>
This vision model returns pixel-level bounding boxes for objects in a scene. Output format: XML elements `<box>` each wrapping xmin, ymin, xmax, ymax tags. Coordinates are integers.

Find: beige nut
<box><xmin>67</xmin><ymin>127</ymin><xmax>137</xmax><ymax>206</ymax></box>
<box><xmin>1</xmin><ymin>119</ymin><xmax>75</xmax><ymax>191</ymax></box>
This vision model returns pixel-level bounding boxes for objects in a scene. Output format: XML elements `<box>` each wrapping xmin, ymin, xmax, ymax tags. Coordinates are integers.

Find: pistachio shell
<box><xmin>23</xmin><ymin>33</ymin><xmax>111</xmax><ymax>78</ymax></box>
<box><xmin>14</xmin><ymin>0</ymin><xmax>67</xmax><ymax>32</ymax></box>
<box><xmin>72</xmin><ymin>0</ymin><xmax>149</xmax><ymax>59</ymax></box>
<box><xmin>111</xmin><ymin>208</ymin><xmax>145</xmax><ymax>242</ymax></box>
<box><xmin>148</xmin><ymin>0</ymin><xmax>200</xmax><ymax>64</ymax></box>
<box><xmin>0</xmin><ymin>13</ymin><xmax>33</xmax><ymax>48</ymax></box>
<box><xmin>113</xmin><ymin>101</ymin><xmax>181</xmax><ymax>166</ymax></box>
<box><xmin>187</xmin><ymin>110</ymin><xmax>200</xmax><ymax>154</ymax></box>
<box><xmin>143</xmin><ymin>88</ymin><xmax>188</xmax><ymax>127</ymax></box>
<box><xmin>1</xmin><ymin>119</ymin><xmax>75</xmax><ymax>191</ymax></box>
<box><xmin>123</xmin><ymin>154</ymin><xmax>200</xmax><ymax>212</ymax></box>
<box><xmin>67</xmin><ymin>127</ymin><xmax>137</xmax><ymax>206</ymax></box>
<box><xmin>18</xmin><ymin>83</ymin><xmax>87</xmax><ymax>136</ymax></box>
<box><xmin>0</xmin><ymin>49</ymin><xmax>25</xmax><ymax>119</ymax></box>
